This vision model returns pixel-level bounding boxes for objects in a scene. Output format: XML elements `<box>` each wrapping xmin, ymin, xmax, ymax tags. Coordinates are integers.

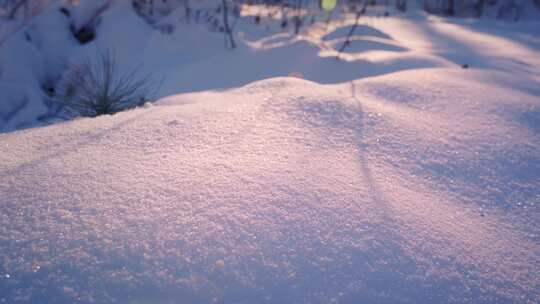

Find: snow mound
<box><xmin>1</xmin><ymin>69</ymin><xmax>538</xmax><ymax>303</ymax></box>
<box><xmin>322</xmin><ymin>24</ymin><xmax>393</xmax><ymax>41</ymax></box>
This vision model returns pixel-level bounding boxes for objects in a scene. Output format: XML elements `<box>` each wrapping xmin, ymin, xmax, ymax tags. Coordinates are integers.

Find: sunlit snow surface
<box><xmin>1</xmin><ymin>1</ymin><xmax>540</xmax><ymax>303</ymax></box>
<box><xmin>1</xmin><ymin>69</ymin><xmax>539</xmax><ymax>303</ymax></box>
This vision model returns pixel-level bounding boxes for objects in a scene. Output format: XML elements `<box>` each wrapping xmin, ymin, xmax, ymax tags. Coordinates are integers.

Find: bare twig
<box><xmin>7</xmin><ymin>0</ymin><xmax>27</xmax><ymax>20</ymax></box>
<box><xmin>337</xmin><ymin>0</ymin><xmax>368</xmax><ymax>57</ymax></box>
<box><xmin>221</xmin><ymin>0</ymin><xmax>236</xmax><ymax>49</ymax></box>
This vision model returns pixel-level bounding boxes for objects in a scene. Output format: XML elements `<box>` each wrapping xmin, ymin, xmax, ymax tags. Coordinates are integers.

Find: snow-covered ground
<box><xmin>1</xmin><ymin>1</ymin><xmax>539</xmax><ymax>303</ymax></box>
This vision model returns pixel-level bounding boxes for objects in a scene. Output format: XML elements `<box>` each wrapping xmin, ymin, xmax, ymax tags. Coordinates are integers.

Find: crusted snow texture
<box><xmin>1</xmin><ymin>69</ymin><xmax>539</xmax><ymax>303</ymax></box>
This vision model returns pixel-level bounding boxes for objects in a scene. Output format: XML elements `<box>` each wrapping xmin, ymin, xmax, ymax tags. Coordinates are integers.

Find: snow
<box><xmin>1</xmin><ymin>68</ymin><xmax>539</xmax><ymax>303</ymax></box>
<box><xmin>1</xmin><ymin>1</ymin><xmax>540</xmax><ymax>303</ymax></box>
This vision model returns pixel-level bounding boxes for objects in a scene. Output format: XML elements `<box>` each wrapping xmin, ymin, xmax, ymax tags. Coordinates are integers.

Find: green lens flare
<box><xmin>322</xmin><ymin>0</ymin><xmax>337</xmax><ymax>11</ymax></box>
